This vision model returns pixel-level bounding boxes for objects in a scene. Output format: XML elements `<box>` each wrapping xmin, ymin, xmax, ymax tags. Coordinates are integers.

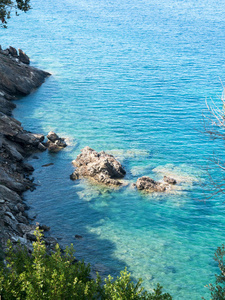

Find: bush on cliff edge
<box><xmin>0</xmin><ymin>227</ymin><xmax>172</xmax><ymax>299</ymax></box>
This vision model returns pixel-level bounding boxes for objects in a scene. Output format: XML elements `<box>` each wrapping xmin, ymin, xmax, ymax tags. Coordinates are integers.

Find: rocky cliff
<box><xmin>0</xmin><ymin>46</ymin><xmax>56</xmax><ymax>253</ymax></box>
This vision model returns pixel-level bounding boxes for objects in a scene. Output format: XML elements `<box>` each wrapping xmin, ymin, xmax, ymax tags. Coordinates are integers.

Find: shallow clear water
<box><xmin>2</xmin><ymin>0</ymin><xmax>225</xmax><ymax>298</ymax></box>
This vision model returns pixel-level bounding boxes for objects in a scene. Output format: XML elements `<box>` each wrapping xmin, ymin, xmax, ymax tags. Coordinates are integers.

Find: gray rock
<box><xmin>70</xmin><ymin>146</ymin><xmax>126</xmax><ymax>186</ymax></box>
<box><xmin>18</xmin><ymin>49</ymin><xmax>30</xmax><ymax>64</ymax></box>
<box><xmin>13</xmin><ymin>132</ymin><xmax>44</xmax><ymax>146</ymax></box>
<box><xmin>26</xmin><ymin>233</ymin><xmax>37</xmax><ymax>241</ymax></box>
<box><xmin>4</xmin><ymin>215</ymin><xmax>18</xmax><ymax>231</ymax></box>
<box><xmin>136</xmin><ymin>176</ymin><xmax>167</xmax><ymax>192</ymax></box>
<box><xmin>47</xmin><ymin>131</ymin><xmax>59</xmax><ymax>142</ymax></box>
<box><xmin>5</xmin><ymin>211</ymin><xmax>17</xmax><ymax>221</ymax></box>
<box><xmin>21</xmin><ymin>163</ymin><xmax>34</xmax><ymax>172</ymax></box>
<box><xmin>2</xmin><ymin>137</ymin><xmax>24</xmax><ymax>161</ymax></box>
<box><xmin>17</xmin><ymin>223</ymin><xmax>36</xmax><ymax>234</ymax></box>
<box><xmin>16</xmin><ymin>214</ymin><xmax>29</xmax><ymax>225</ymax></box>
<box><xmin>0</xmin><ymin>50</ymin><xmax>50</xmax><ymax>97</ymax></box>
<box><xmin>38</xmin><ymin>142</ymin><xmax>47</xmax><ymax>151</ymax></box>
<box><xmin>0</xmin><ymin>96</ymin><xmax>16</xmax><ymax>115</ymax></box>
<box><xmin>46</xmin><ymin>131</ymin><xmax>67</xmax><ymax>152</ymax></box>
<box><xmin>55</xmin><ymin>139</ymin><xmax>67</xmax><ymax>148</ymax></box>
<box><xmin>16</xmin><ymin>203</ymin><xmax>25</xmax><ymax>212</ymax></box>
<box><xmin>8</xmin><ymin>46</ymin><xmax>18</xmax><ymax>58</ymax></box>
<box><xmin>44</xmin><ymin>237</ymin><xmax>57</xmax><ymax>247</ymax></box>
<box><xmin>47</xmin><ymin>141</ymin><xmax>62</xmax><ymax>152</ymax></box>
<box><xmin>0</xmin><ymin>184</ymin><xmax>22</xmax><ymax>203</ymax></box>
<box><xmin>0</xmin><ymin>167</ymin><xmax>28</xmax><ymax>193</ymax></box>
<box><xmin>0</xmin><ymin>112</ymin><xmax>23</xmax><ymax>136</ymax></box>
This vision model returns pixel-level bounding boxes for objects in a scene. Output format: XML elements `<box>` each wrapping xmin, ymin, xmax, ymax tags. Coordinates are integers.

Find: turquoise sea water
<box><xmin>2</xmin><ymin>0</ymin><xmax>225</xmax><ymax>298</ymax></box>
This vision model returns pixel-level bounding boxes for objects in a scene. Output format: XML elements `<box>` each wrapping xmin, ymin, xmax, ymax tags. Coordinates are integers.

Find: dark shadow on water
<box><xmin>12</xmin><ymin>77</ymin><xmax>130</xmax><ymax>281</ymax></box>
<box><xmin>24</xmin><ymin>155</ymin><xmax>129</xmax><ymax>282</ymax></box>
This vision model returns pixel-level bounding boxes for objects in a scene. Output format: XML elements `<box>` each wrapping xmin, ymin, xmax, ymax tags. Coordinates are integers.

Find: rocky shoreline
<box><xmin>0</xmin><ymin>46</ymin><xmax>62</xmax><ymax>254</ymax></box>
<box><xmin>0</xmin><ymin>45</ymin><xmax>179</xmax><ymax>259</ymax></box>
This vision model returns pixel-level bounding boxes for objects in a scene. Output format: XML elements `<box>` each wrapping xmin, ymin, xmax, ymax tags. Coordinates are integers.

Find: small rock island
<box><xmin>70</xmin><ymin>146</ymin><xmax>126</xmax><ymax>186</ymax></box>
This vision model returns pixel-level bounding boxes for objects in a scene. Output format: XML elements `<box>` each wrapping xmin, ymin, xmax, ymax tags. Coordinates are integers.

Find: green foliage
<box><xmin>102</xmin><ymin>270</ymin><xmax>172</xmax><ymax>300</ymax></box>
<box><xmin>204</xmin><ymin>244</ymin><xmax>225</xmax><ymax>300</ymax></box>
<box><xmin>0</xmin><ymin>227</ymin><xmax>172</xmax><ymax>299</ymax></box>
<box><xmin>0</xmin><ymin>241</ymin><xmax>4</xmax><ymax>262</ymax></box>
<box><xmin>0</xmin><ymin>0</ymin><xmax>31</xmax><ymax>28</ymax></box>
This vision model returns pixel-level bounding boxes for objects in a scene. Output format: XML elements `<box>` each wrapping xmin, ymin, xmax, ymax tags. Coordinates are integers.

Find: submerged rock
<box><xmin>70</xmin><ymin>146</ymin><xmax>126</xmax><ymax>186</ymax></box>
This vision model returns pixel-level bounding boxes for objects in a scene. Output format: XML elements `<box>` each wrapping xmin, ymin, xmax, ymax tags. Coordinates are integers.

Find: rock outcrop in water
<box><xmin>135</xmin><ymin>176</ymin><xmax>177</xmax><ymax>192</ymax></box>
<box><xmin>70</xmin><ymin>146</ymin><xmax>126</xmax><ymax>186</ymax></box>
<box><xmin>0</xmin><ymin>47</ymin><xmax>59</xmax><ymax>253</ymax></box>
<box><xmin>45</xmin><ymin>131</ymin><xmax>67</xmax><ymax>152</ymax></box>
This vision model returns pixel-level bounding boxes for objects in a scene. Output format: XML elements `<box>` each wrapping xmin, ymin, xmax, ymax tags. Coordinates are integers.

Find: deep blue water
<box><xmin>2</xmin><ymin>0</ymin><xmax>225</xmax><ymax>298</ymax></box>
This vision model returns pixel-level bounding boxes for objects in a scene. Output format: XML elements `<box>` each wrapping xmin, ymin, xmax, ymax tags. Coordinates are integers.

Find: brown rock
<box><xmin>45</xmin><ymin>132</ymin><xmax>67</xmax><ymax>152</ymax></box>
<box><xmin>8</xmin><ymin>46</ymin><xmax>18</xmax><ymax>58</ymax></box>
<box><xmin>136</xmin><ymin>176</ymin><xmax>167</xmax><ymax>192</ymax></box>
<box><xmin>70</xmin><ymin>146</ymin><xmax>126</xmax><ymax>186</ymax></box>
<box><xmin>163</xmin><ymin>176</ymin><xmax>177</xmax><ymax>185</ymax></box>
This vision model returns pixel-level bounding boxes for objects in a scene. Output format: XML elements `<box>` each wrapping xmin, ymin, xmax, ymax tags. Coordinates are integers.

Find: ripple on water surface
<box><xmin>3</xmin><ymin>0</ymin><xmax>225</xmax><ymax>298</ymax></box>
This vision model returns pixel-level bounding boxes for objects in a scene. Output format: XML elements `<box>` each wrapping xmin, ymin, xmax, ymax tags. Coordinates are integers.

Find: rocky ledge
<box><xmin>0</xmin><ymin>46</ymin><xmax>50</xmax><ymax>99</ymax></box>
<box><xmin>70</xmin><ymin>146</ymin><xmax>126</xmax><ymax>186</ymax></box>
<box><xmin>0</xmin><ymin>47</ymin><xmax>60</xmax><ymax>253</ymax></box>
<box><xmin>135</xmin><ymin>176</ymin><xmax>177</xmax><ymax>193</ymax></box>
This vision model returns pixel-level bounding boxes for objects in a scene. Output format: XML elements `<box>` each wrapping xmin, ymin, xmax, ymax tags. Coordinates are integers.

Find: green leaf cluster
<box><xmin>0</xmin><ymin>227</ymin><xmax>172</xmax><ymax>299</ymax></box>
<box><xmin>0</xmin><ymin>0</ymin><xmax>31</xmax><ymax>28</ymax></box>
<box><xmin>204</xmin><ymin>244</ymin><xmax>225</xmax><ymax>300</ymax></box>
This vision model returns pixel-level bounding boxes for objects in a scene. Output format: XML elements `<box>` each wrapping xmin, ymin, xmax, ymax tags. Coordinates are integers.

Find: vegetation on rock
<box><xmin>203</xmin><ymin>244</ymin><xmax>225</xmax><ymax>300</ymax></box>
<box><xmin>0</xmin><ymin>227</ymin><xmax>172</xmax><ymax>299</ymax></box>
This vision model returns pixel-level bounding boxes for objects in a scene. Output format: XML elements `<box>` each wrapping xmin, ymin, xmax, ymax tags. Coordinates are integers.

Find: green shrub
<box><xmin>203</xmin><ymin>244</ymin><xmax>225</xmax><ymax>300</ymax></box>
<box><xmin>0</xmin><ymin>227</ymin><xmax>172</xmax><ymax>299</ymax></box>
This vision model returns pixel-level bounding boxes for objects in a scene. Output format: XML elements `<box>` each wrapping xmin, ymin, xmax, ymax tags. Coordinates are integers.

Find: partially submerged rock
<box><xmin>163</xmin><ymin>176</ymin><xmax>177</xmax><ymax>185</ymax></box>
<box><xmin>136</xmin><ymin>176</ymin><xmax>167</xmax><ymax>192</ymax></box>
<box><xmin>136</xmin><ymin>175</ymin><xmax>177</xmax><ymax>193</ymax></box>
<box><xmin>70</xmin><ymin>146</ymin><xmax>126</xmax><ymax>186</ymax></box>
<box><xmin>45</xmin><ymin>131</ymin><xmax>67</xmax><ymax>152</ymax></box>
